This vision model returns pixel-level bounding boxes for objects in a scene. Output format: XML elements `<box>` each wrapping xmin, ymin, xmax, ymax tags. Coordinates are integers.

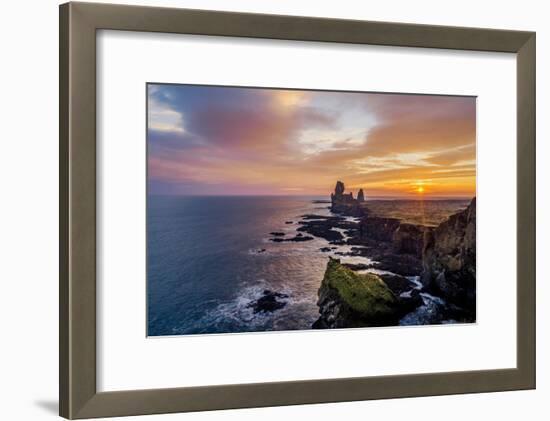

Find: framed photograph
<box><xmin>60</xmin><ymin>2</ymin><xmax>535</xmax><ymax>419</ymax></box>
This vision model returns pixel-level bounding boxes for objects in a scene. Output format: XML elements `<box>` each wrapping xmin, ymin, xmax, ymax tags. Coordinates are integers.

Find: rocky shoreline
<box><xmin>314</xmin><ymin>181</ymin><xmax>476</xmax><ymax>327</ymax></box>
<box><xmin>312</xmin><ymin>258</ymin><xmax>423</xmax><ymax>328</ymax></box>
<box><xmin>260</xmin><ymin>181</ymin><xmax>476</xmax><ymax>328</ymax></box>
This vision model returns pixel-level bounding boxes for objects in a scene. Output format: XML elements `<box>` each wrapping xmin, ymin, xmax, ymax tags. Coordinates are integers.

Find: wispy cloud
<box><xmin>147</xmin><ymin>84</ymin><xmax>476</xmax><ymax>197</ymax></box>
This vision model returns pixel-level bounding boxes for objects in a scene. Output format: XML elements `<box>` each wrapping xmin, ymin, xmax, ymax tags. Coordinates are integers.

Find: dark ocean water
<box><xmin>147</xmin><ymin>196</ymin><xmax>470</xmax><ymax>336</ymax></box>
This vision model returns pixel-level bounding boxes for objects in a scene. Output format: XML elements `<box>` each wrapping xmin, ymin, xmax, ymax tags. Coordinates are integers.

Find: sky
<box><xmin>147</xmin><ymin>84</ymin><xmax>476</xmax><ymax>198</ymax></box>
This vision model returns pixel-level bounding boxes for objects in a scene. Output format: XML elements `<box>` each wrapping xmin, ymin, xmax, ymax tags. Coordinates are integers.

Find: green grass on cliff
<box><xmin>323</xmin><ymin>259</ymin><xmax>397</xmax><ymax>317</ymax></box>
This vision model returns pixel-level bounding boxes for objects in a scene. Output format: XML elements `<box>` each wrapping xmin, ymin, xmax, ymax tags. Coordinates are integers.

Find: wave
<box><xmin>173</xmin><ymin>279</ymin><xmax>315</xmax><ymax>334</ymax></box>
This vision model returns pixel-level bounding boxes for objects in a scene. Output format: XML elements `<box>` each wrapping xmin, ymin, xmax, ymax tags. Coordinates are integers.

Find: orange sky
<box><xmin>148</xmin><ymin>85</ymin><xmax>476</xmax><ymax>198</ymax></box>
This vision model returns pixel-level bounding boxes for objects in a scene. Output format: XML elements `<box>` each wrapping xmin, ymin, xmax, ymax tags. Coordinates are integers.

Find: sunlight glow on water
<box><xmin>147</xmin><ymin>196</ymin><xmax>469</xmax><ymax>336</ymax></box>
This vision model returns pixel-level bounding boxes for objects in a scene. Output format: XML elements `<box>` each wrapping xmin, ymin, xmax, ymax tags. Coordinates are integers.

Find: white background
<box><xmin>0</xmin><ymin>0</ymin><xmax>547</xmax><ymax>420</ymax></box>
<box><xmin>98</xmin><ymin>31</ymin><xmax>516</xmax><ymax>391</ymax></box>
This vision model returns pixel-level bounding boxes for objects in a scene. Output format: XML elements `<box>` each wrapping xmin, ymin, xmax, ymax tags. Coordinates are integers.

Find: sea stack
<box><xmin>334</xmin><ymin>180</ymin><xmax>345</xmax><ymax>196</ymax></box>
<box><xmin>357</xmin><ymin>188</ymin><xmax>365</xmax><ymax>202</ymax></box>
<box><xmin>330</xmin><ymin>181</ymin><xmax>364</xmax><ymax>217</ymax></box>
<box><xmin>331</xmin><ymin>180</ymin><xmax>354</xmax><ymax>203</ymax></box>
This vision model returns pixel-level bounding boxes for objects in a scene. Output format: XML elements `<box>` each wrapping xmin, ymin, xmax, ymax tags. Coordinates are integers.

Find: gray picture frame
<box><xmin>59</xmin><ymin>2</ymin><xmax>536</xmax><ymax>419</ymax></box>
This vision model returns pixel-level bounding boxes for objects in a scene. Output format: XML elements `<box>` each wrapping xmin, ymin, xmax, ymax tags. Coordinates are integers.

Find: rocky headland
<box><xmin>312</xmin><ymin>258</ymin><xmax>423</xmax><ymax>328</ymax></box>
<box><xmin>421</xmin><ymin>197</ymin><xmax>476</xmax><ymax>316</ymax></box>
<box><xmin>264</xmin><ymin>180</ymin><xmax>476</xmax><ymax>328</ymax></box>
<box><xmin>309</xmin><ymin>181</ymin><xmax>476</xmax><ymax>328</ymax></box>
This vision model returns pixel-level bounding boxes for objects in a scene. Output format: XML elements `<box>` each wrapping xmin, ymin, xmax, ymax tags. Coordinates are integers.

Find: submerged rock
<box><xmin>270</xmin><ymin>232</ymin><xmax>286</xmax><ymax>237</ymax></box>
<box><xmin>270</xmin><ymin>234</ymin><xmax>314</xmax><ymax>242</ymax></box>
<box><xmin>248</xmin><ymin>290</ymin><xmax>289</xmax><ymax>313</ymax></box>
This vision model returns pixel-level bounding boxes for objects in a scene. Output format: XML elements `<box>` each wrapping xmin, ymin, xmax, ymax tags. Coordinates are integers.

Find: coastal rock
<box><xmin>397</xmin><ymin>289</ymin><xmax>424</xmax><ymax>315</ymax></box>
<box><xmin>369</xmin><ymin>252</ymin><xmax>423</xmax><ymax>277</ymax></box>
<box><xmin>270</xmin><ymin>232</ymin><xmax>286</xmax><ymax>237</ymax></box>
<box><xmin>301</xmin><ymin>214</ymin><xmax>344</xmax><ymax>221</ymax></box>
<box><xmin>270</xmin><ymin>234</ymin><xmax>314</xmax><ymax>242</ymax></box>
<box><xmin>392</xmin><ymin>223</ymin><xmax>430</xmax><ymax>258</ymax></box>
<box><xmin>379</xmin><ymin>274</ymin><xmax>415</xmax><ymax>296</ymax></box>
<box><xmin>297</xmin><ymin>223</ymin><xmax>343</xmax><ymax>242</ymax></box>
<box><xmin>313</xmin><ymin>180</ymin><xmax>475</xmax><ymax>326</ymax></box>
<box><xmin>342</xmin><ymin>262</ymin><xmax>371</xmax><ymax>271</ymax></box>
<box><xmin>377</xmin><ymin>273</ymin><xmax>423</xmax><ymax>314</ymax></box>
<box><xmin>354</xmin><ymin>217</ymin><xmax>427</xmax><ymax>276</ymax></box>
<box><xmin>297</xmin><ymin>216</ymin><xmax>358</xmax><ymax>243</ymax></box>
<box><xmin>313</xmin><ymin>259</ymin><xmax>402</xmax><ymax>329</ymax></box>
<box><xmin>248</xmin><ymin>290</ymin><xmax>289</xmax><ymax>313</ymax></box>
<box><xmin>357</xmin><ymin>189</ymin><xmax>365</xmax><ymax>202</ymax></box>
<box><xmin>359</xmin><ymin>216</ymin><xmax>401</xmax><ymax>242</ymax></box>
<box><xmin>330</xmin><ymin>181</ymin><xmax>365</xmax><ymax>217</ymax></box>
<box><xmin>356</xmin><ymin>215</ymin><xmax>428</xmax><ymax>258</ymax></box>
<box><xmin>421</xmin><ymin>198</ymin><xmax>476</xmax><ymax>314</ymax></box>
<box><xmin>335</xmin><ymin>181</ymin><xmax>345</xmax><ymax>196</ymax></box>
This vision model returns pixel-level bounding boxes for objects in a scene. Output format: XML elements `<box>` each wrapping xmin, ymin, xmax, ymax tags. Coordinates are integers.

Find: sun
<box><xmin>412</xmin><ymin>181</ymin><xmax>427</xmax><ymax>194</ymax></box>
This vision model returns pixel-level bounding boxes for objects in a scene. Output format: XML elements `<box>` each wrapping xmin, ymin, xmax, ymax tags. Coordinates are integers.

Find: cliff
<box><xmin>358</xmin><ymin>217</ymin><xmax>428</xmax><ymax>258</ymax></box>
<box><xmin>421</xmin><ymin>198</ymin><xmax>476</xmax><ymax>313</ymax></box>
<box><xmin>359</xmin><ymin>216</ymin><xmax>401</xmax><ymax>242</ymax></box>
<box><xmin>315</xmin><ymin>180</ymin><xmax>476</xmax><ymax>326</ymax></box>
<box><xmin>353</xmin><ymin>216</ymin><xmax>427</xmax><ymax>276</ymax></box>
<box><xmin>392</xmin><ymin>223</ymin><xmax>429</xmax><ymax>258</ymax></box>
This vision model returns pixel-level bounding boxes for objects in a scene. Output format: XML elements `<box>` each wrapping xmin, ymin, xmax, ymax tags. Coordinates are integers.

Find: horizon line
<box><xmin>147</xmin><ymin>193</ymin><xmax>475</xmax><ymax>200</ymax></box>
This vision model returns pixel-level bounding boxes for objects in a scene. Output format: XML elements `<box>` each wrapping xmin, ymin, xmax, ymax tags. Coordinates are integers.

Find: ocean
<box><xmin>147</xmin><ymin>195</ymin><xmax>470</xmax><ymax>336</ymax></box>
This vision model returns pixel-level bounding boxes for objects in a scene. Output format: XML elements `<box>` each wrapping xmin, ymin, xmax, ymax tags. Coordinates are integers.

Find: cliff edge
<box><xmin>421</xmin><ymin>197</ymin><xmax>476</xmax><ymax>314</ymax></box>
